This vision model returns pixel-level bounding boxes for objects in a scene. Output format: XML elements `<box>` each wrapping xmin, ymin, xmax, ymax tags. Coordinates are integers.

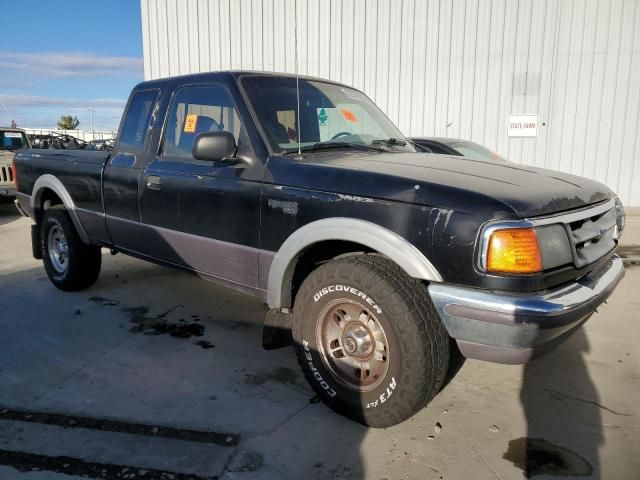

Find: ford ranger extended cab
<box><xmin>13</xmin><ymin>72</ymin><xmax>625</xmax><ymax>427</ymax></box>
<box><xmin>0</xmin><ymin>127</ymin><xmax>30</xmax><ymax>201</ymax></box>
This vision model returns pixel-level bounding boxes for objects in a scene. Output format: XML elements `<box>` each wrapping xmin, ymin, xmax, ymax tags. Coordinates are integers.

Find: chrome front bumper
<box><xmin>428</xmin><ymin>256</ymin><xmax>625</xmax><ymax>364</ymax></box>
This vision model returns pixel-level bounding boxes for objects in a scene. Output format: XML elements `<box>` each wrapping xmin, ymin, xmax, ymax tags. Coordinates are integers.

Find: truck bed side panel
<box><xmin>15</xmin><ymin>149</ymin><xmax>111</xmax><ymax>242</ymax></box>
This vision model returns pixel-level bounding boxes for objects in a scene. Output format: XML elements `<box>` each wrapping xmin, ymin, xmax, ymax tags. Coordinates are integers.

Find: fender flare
<box><xmin>266</xmin><ymin>217</ymin><xmax>442</xmax><ymax>308</ymax></box>
<box><xmin>30</xmin><ymin>174</ymin><xmax>91</xmax><ymax>243</ymax></box>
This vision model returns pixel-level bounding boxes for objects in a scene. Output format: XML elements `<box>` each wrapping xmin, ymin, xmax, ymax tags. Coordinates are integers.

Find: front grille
<box><xmin>565</xmin><ymin>203</ymin><xmax>617</xmax><ymax>268</ymax></box>
<box><xmin>0</xmin><ymin>165</ymin><xmax>13</xmax><ymax>184</ymax></box>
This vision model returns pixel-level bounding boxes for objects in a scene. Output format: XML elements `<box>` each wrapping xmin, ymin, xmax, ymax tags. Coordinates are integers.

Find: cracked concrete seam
<box><xmin>455</xmin><ymin>425</ymin><xmax>505</xmax><ymax>480</ymax></box>
<box><xmin>544</xmin><ymin>388</ymin><xmax>634</xmax><ymax>417</ymax></box>
<box><xmin>248</xmin><ymin>401</ymin><xmax>313</xmax><ymax>440</ymax></box>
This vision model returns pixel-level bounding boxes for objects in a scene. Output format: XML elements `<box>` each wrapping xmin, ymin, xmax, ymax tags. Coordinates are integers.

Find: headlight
<box><xmin>486</xmin><ymin>228</ymin><xmax>543</xmax><ymax>273</ymax></box>
<box><xmin>614</xmin><ymin>197</ymin><xmax>625</xmax><ymax>239</ymax></box>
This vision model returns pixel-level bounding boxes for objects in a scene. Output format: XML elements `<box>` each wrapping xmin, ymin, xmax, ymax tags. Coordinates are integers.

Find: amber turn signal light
<box><xmin>486</xmin><ymin>228</ymin><xmax>543</xmax><ymax>274</ymax></box>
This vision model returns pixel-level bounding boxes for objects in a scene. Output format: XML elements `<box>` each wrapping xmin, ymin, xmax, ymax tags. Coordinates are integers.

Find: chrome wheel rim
<box><xmin>47</xmin><ymin>225</ymin><xmax>69</xmax><ymax>274</ymax></box>
<box><xmin>316</xmin><ymin>299</ymin><xmax>390</xmax><ymax>392</ymax></box>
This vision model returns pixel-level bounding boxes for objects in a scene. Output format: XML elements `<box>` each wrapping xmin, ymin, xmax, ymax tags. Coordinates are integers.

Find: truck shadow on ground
<box><xmin>505</xmin><ymin>329</ymin><xmax>605</xmax><ymax>479</ymax></box>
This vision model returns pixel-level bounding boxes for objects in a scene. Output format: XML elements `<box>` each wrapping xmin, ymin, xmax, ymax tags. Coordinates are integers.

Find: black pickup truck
<box><xmin>13</xmin><ymin>72</ymin><xmax>625</xmax><ymax>427</ymax></box>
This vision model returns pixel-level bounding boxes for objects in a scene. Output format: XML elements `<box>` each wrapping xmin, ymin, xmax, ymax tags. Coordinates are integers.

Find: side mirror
<box><xmin>192</xmin><ymin>131</ymin><xmax>237</xmax><ymax>161</ymax></box>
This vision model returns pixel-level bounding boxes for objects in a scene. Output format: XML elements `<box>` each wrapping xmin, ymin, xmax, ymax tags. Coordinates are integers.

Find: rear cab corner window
<box><xmin>117</xmin><ymin>89</ymin><xmax>159</xmax><ymax>154</ymax></box>
<box><xmin>161</xmin><ymin>84</ymin><xmax>243</xmax><ymax>159</ymax></box>
<box><xmin>0</xmin><ymin>130</ymin><xmax>29</xmax><ymax>150</ymax></box>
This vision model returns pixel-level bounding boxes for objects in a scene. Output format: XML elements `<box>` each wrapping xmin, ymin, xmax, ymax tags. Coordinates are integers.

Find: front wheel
<box><xmin>292</xmin><ymin>255</ymin><xmax>450</xmax><ymax>427</ymax></box>
<box><xmin>40</xmin><ymin>205</ymin><xmax>102</xmax><ymax>291</ymax></box>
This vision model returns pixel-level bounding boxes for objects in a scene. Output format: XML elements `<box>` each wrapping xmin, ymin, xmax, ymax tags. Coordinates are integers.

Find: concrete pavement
<box><xmin>0</xmin><ymin>203</ymin><xmax>638</xmax><ymax>479</ymax></box>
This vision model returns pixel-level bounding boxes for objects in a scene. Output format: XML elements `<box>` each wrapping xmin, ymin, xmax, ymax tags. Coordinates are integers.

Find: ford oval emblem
<box><xmin>596</xmin><ymin>227</ymin><xmax>608</xmax><ymax>239</ymax></box>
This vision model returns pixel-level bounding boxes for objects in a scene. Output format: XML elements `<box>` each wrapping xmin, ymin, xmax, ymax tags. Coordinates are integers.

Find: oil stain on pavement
<box><xmin>89</xmin><ymin>296</ymin><xmax>121</xmax><ymax>307</ymax></box>
<box><xmin>124</xmin><ymin>305</ymin><xmax>205</xmax><ymax>338</ymax></box>
<box><xmin>503</xmin><ymin>437</ymin><xmax>593</xmax><ymax>477</ymax></box>
<box><xmin>89</xmin><ymin>297</ymin><xmax>214</xmax><ymax>347</ymax></box>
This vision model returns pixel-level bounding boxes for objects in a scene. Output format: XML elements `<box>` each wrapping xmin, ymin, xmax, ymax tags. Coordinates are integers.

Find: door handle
<box><xmin>147</xmin><ymin>176</ymin><xmax>162</xmax><ymax>190</ymax></box>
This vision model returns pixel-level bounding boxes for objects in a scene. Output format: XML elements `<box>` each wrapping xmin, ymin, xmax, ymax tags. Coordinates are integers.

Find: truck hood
<box><xmin>317</xmin><ymin>152</ymin><xmax>614</xmax><ymax>218</ymax></box>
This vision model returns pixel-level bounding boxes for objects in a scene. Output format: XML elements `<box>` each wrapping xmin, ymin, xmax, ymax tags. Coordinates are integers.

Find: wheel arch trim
<box><xmin>30</xmin><ymin>174</ymin><xmax>91</xmax><ymax>243</ymax></box>
<box><xmin>266</xmin><ymin>217</ymin><xmax>442</xmax><ymax>308</ymax></box>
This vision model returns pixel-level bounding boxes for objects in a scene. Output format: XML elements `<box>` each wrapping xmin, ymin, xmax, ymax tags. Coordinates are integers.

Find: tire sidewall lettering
<box><xmin>303</xmin><ymin>340</ymin><xmax>337</xmax><ymax>398</ymax></box>
<box><xmin>365</xmin><ymin>376</ymin><xmax>397</xmax><ymax>409</ymax></box>
<box><xmin>313</xmin><ymin>284</ymin><xmax>382</xmax><ymax>314</ymax></box>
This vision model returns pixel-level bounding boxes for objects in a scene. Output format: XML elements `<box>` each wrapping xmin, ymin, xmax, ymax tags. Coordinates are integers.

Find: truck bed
<box><xmin>15</xmin><ymin>149</ymin><xmax>110</xmax><ymax>213</ymax></box>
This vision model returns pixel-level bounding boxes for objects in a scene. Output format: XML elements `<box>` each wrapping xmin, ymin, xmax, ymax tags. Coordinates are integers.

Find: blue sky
<box><xmin>0</xmin><ymin>0</ymin><xmax>144</xmax><ymax>131</ymax></box>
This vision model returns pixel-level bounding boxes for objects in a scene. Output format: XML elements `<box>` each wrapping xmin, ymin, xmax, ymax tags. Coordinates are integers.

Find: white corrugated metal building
<box><xmin>141</xmin><ymin>0</ymin><xmax>640</xmax><ymax>206</ymax></box>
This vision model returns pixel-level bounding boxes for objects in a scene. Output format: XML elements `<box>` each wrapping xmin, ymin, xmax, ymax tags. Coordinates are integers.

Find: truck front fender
<box><xmin>30</xmin><ymin>174</ymin><xmax>91</xmax><ymax>243</ymax></box>
<box><xmin>266</xmin><ymin>217</ymin><xmax>442</xmax><ymax>308</ymax></box>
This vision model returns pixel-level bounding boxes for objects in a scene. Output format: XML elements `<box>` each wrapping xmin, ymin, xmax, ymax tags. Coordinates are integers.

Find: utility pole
<box><xmin>88</xmin><ymin>107</ymin><xmax>95</xmax><ymax>140</ymax></box>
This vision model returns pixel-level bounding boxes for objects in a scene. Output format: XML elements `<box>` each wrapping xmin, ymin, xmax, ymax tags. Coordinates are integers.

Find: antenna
<box><xmin>0</xmin><ymin>101</ymin><xmax>13</xmax><ymax>123</ymax></box>
<box><xmin>294</xmin><ymin>0</ymin><xmax>302</xmax><ymax>157</ymax></box>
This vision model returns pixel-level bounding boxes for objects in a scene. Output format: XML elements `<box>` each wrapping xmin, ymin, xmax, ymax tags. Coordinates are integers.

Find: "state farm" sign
<box><xmin>507</xmin><ymin>115</ymin><xmax>538</xmax><ymax>137</ymax></box>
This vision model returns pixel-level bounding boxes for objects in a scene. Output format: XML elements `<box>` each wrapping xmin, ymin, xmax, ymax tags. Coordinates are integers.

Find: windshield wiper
<box><xmin>311</xmin><ymin>141</ymin><xmax>387</xmax><ymax>152</ymax></box>
<box><xmin>371</xmin><ymin>138</ymin><xmax>407</xmax><ymax>147</ymax></box>
<box><xmin>284</xmin><ymin>142</ymin><xmax>386</xmax><ymax>154</ymax></box>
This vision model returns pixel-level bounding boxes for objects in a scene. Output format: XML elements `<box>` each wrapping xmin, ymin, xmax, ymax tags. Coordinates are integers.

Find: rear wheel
<box><xmin>292</xmin><ymin>254</ymin><xmax>450</xmax><ymax>427</ymax></box>
<box><xmin>40</xmin><ymin>205</ymin><xmax>101</xmax><ymax>291</ymax></box>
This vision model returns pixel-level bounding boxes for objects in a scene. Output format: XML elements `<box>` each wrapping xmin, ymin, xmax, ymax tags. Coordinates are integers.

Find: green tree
<box><xmin>57</xmin><ymin>115</ymin><xmax>80</xmax><ymax>130</ymax></box>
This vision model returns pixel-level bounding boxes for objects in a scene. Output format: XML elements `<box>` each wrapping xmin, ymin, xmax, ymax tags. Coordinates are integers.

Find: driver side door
<box><xmin>139</xmin><ymin>83</ymin><xmax>264</xmax><ymax>293</ymax></box>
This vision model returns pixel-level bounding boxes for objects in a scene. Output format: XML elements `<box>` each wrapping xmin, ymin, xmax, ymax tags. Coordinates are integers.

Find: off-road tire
<box><xmin>40</xmin><ymin>205</ymin><xmax>101</xmax><ymax>291</ymax></box>
<box><xmin>292</xmin><ymin>254</ymin><xmax>450</xmax><ymax>427</ymax></box>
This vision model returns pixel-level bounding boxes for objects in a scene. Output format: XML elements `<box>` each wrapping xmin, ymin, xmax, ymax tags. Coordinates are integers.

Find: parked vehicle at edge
<box><xmin>88</xmin><ymin>138</ymin><xmax>114</xmax><ymax>151</ymax></box>
<box><xmin>0</xmin><ymin>127</ymin><xmax>30</xmax><ymax>201</ymax></box>
<box><xmin>28</xmin><ymin>133</ymin><xmax>94</xmax><ymax>151</ymax></box>
<box><xmin>411</xmin><ymin>136</ymin><xmax>507</xmax><ymax>162</ymax></box>
<box><xmin>13</xmin><ymin>72</ymin><xmax>626</xmax><ymax>427</ymax></box>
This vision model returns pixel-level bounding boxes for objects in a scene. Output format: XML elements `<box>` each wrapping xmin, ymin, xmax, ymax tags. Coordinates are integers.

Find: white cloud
<box><xmin>0</xmin><ymin>79</ymin><xmax>35</xmax><ymax>90</ymax></box>
<box><xmin>0</xmin><ymin>52</ymin><xmax>142</xmax><ymax>78</ymax></box>
<box><xmin>0</xmin><ymin>94</ymin><xmax>126</xmax><ymax>130</ymax></box>
<box><xmin>0</xmin><ymin>94</ymin><xmax>126</xmax><ymax>109</ymax></box>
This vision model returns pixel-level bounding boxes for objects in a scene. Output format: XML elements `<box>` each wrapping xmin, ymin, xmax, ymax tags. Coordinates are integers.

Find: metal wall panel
<box><xmin>141</xmin><ymin>0</ymin><xmax>640</xmax><ymax>206</ymax></box>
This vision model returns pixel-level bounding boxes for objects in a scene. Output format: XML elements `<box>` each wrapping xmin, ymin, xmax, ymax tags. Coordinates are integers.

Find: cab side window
<box><xmin>163</xmin><ymin>85</ymin><xmax>242</xmax><ymax>158</ymax></box>
<box><xmin>118</xmin><ymin>90</ymin><xmax>158</xmax><ymax>153</ymax></box>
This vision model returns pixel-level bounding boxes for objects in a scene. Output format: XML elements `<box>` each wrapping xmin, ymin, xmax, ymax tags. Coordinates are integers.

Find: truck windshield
<box><xmin>242</xmin><ymin>76</ymin><xmax>416</xmax><ymax>154</ymax></box>
<box><xmin>0</xmin><ymin>131</ymin><xmax>28</xmax><ymax>151</ymax></box>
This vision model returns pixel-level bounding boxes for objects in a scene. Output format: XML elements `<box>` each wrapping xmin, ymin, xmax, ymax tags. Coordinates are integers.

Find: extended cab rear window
<box><xmin>118</xmin><ymin>90</ymin><xmax>158</xmax><ymax>153</ymax></box>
